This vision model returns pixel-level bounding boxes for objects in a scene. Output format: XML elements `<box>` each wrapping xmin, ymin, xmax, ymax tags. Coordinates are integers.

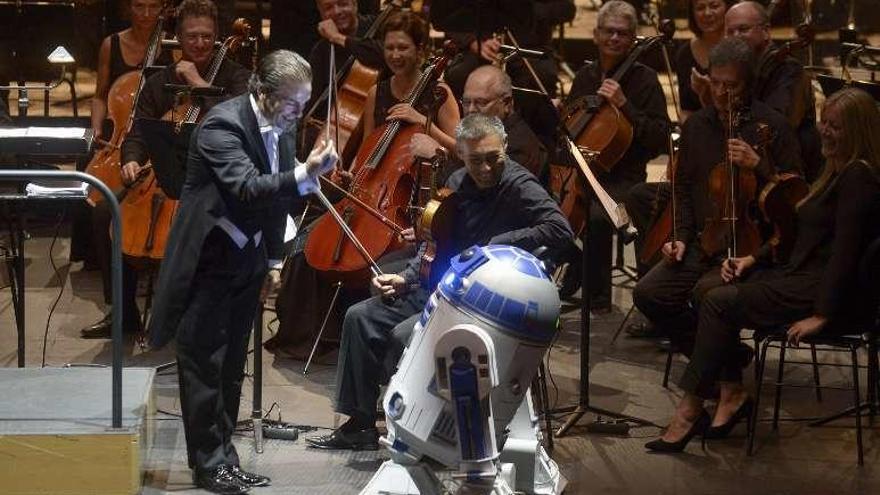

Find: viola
<box><xmin>304</xmin><ymin>43</ymin><xmax>456</xmax><ymax>284</ymax></box>
<box><xmin>700</xmin><ymin>107</ymin><xmax>763</xmax><ymax>260</ymax></box>
<box><xmin>120</xmin><ymin>19</ymin><xmax>251</xmax><ymax>260</ymax></box>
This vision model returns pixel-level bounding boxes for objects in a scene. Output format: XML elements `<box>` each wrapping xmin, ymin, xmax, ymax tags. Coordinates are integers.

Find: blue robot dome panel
<box><xmin>437</xmin><ymin>245</ymin><xmax>560</xmax><ymax>343</ymax></box>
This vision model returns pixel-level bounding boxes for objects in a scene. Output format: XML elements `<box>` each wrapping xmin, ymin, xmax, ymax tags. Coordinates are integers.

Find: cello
<box><xmin>559</xmin><ymin>26</ymin><xmax>673</xmax><ymax>173</ymax></box>
<box><xmin>118</xmin><ymin>19</ymin><xmax>252</xmax><ymax>260</ymax></box>
<box><xmin>84</xmin><ymin>5</ymin><xmax>169</xmax><ymax>206</ymax></box>
<box><xmin>304</xmin><ymin>43</ymin><xmax>456</xmax><ymax>283</ymax></box>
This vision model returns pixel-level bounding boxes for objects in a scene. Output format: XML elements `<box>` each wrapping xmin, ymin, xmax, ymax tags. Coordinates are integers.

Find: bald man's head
<box><xmin>461</xmin><ymin>66</ymin><xmax>514</xmax><ymax>119</ymax></box>
<box><xmin>725</xmin><ymin>1</ymin><xmax>770</xmax><ymax>54</ymax></box>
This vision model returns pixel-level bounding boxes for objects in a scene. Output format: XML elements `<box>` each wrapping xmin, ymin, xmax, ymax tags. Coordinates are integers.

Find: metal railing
<box><xmin>0</xmin><ymin>170</ymin><xmax>123</xmax><ymax>428</ymax></box>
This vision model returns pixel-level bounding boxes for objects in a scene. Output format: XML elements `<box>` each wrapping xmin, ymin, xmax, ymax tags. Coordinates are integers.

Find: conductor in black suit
<box><xmin>148</xmin><ymin>50</ymin><xmax>338</xmax><ymax>495</ymax></box>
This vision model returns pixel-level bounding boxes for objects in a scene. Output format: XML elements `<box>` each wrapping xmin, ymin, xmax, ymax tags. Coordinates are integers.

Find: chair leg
<box><xmin>869</xmin><ymin>344</ymin><xmax>878</xmax><ymax>422</ymax></box>
<box><xmin>748</xmin><ymin>338</ymin><xmax>771</xmax><ymax>456</ymax></box>
<box><xmin>662</xmin><ymin>347</ymin><xmax>673</xmax><ymax>389</ymax></box>
<box><xmin>850</xmin><ymin>345</ymin><xmax>864</xmax><ymax>466</ymax></box>
<box><xmin>772</xmin><ymin>342</ymin><xmax>787</xmax><ymax>431</ymax></box>
<box><xmin>810</xmin><ymin>343</ymin><xmax>823</xmax><ymax>403</ymax></box>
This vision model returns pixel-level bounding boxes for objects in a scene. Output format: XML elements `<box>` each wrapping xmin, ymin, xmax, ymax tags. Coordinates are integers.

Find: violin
<box><xmin>85</xmin><ymin>5</ymin><xmax>169</xmax><ymax>206</ymax></box>
<box><xmin>119</xmin><ymin>19</ymin><xmax>251</xmax><ymax>260</ymax></box>
<box><xmin>755</xmin><ymin>122</ymin><xmax>809</xmax><ymax>262</ymax></box>
<box><xmin>304</xmin><ymin>42</ymin><xmax>457</xmax><ymax>284</ymax></box>
<box><xmin>700</xmin><ymin>104</ymin><xmax>763</xmax><ymax>260</ymax></box>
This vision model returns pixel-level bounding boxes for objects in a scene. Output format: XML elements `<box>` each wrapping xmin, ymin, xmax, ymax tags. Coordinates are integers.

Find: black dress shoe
<box><xmin>80</xmin><ymin>313</ymin><xmax>113</xmax><ymax>339</ymax></box>
<box><xmin>193</xmin><ymin>465</ymin><xmax>250</xmax><ymax>494</ymax></box>
<box><xmin>626</xmin><ymin>322</ymin><xmax>664</xmax><ymax>339</ymax></box>
<box><xmin>229</xmin><ymin>465</ymin><xmax>270</xmax><ymax>487</ymax></box>
<box><xmin>645</xmin><ymin>410</ymin><xmax>710</xmax><ymax>453</ymax></box>
<box><xmin>704</xmin><ymin>397</ymin><xmax>754</xmax><ymax>439</ymax></box>
<box><xmin>305</xmin><ymin>426</ymin><xmax>379</xmax><ymax>450</ymax></box>
<box><xmin>80</xmin><ymin>312</ymin><xmax>142</xmax><ymax>339</ymax></box>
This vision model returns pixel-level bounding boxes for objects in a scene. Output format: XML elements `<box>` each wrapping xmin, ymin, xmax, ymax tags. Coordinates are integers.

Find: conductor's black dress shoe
<box><xmin>193</xmin><ymin>465</ymin><xmax>250</xmax><ymax>494</ymax></box>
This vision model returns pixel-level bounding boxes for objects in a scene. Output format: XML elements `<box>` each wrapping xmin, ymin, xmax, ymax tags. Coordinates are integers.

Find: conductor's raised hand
<box><xmin>306</xmin><ymin>139</ymin><xmax>339</xmax><ymax>179</ymax></box>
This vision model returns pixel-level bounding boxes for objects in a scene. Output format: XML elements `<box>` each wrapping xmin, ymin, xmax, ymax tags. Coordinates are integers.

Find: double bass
<box><xmin>304</xmin><ymin>44</ymin><xmax>456</xmax><ymax>283</ymax></box>
<box><xmin>118</xmin><ymin>19</ymin><xmax>252</xmax><ymax>260</ymax></box>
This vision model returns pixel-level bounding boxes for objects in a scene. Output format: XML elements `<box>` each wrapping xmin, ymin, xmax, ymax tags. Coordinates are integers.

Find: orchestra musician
<box><xmin>264</xmin><ymin>10</ymin><xmax>458</xmax><ymax>361</ymax></box>
<box><xmin>306</xmin><ymin>0</ymin><xmax>385</xmax><ymax>114</ymax></box>
<box><xmin>693</xmin><ymin>1</ymin><xmax>822</xmax><ymax>182</ymax></box>
<box><xmin>410</xmin><ymin>64</ymin><xmax>548</xmax><ymax>181</ymax></box>
<box><xmin>89</xmin><ymin>0</ymin><xmax>165</xmax><ymax>142</ymax></box>
<box><xmin>147</xmin><ymin>50</ymin><xmax>339</xmax><ymax>494</ymax></box>
<box><xmin>80</xmin><ymin>0</ymin><xmax>250</xmax><ymax>339</ymax></box>
<box><xmin>305</xmin><ymin>113</ymin><xmax>573</xmax><ymax>451</ymax></box>
<box><xmin>645</xmin><ymin>87</ymin><xmax>880</xmax><ymax>452</ymax></box>
<box><xmin>442</xmin><ymin>0</ymin><xmax>576</xmax><ymax>145</ymax></box>
<box><xmin>632</xmin><ymin>37</ymin><xmax>803</xmax><ymax>361</ymax></box>
<box><xmin>362</xmin><ymin>10</ymin><xmax>459</xmax><ymax>150</ymax></box>
<box><xmin>565</xmin><ymin>0</ymin><xmax>670</xmax><ymax>313</ymax></box>
<box><xmin>624</xmin><ymin>0</ymin><xmax>732</xmax><ymax>305</ymax></box>
<box><xmin>72</xmin><ymin>0</ymin><xmax>167</xmax><ymax>279</ymax></box>
<box><xmin>676</xmin><ymin>0</ymin><xmax>735</xmax><ymax>122</ymax></box>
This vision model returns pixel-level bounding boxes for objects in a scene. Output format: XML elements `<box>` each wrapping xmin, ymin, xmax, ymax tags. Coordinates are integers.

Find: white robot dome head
<box><xmin>436</xmin><ymin>244</ymin><xmax>560</xmax><ymax>344</ymax></box>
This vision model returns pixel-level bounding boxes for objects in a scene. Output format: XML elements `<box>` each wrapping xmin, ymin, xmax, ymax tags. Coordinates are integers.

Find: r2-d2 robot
<box><xmin>361</xmin><ymin>245</ymin><xmax>566</xmax><ymax>495</ymax></box>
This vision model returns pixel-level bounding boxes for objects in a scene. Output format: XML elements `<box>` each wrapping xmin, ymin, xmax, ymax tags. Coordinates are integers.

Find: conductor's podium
<box><xmin>0</xmin><ymin>367</ymin><xmax>155</xmax><ymax>494</ymax></box>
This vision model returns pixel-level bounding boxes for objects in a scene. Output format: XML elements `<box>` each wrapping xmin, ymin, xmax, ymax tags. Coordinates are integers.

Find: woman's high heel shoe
<box><xmin>704</xmin><ymin>397</ymin><xmax>754</xmax><ymax>439</ymax></box>
<box><xmin>645</xmin><ymin>410</ymin><xmax>711</xmax><ymax>453</ymax></box>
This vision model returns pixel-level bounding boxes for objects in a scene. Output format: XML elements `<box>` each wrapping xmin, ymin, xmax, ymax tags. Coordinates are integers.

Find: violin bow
<box><xmin>312</xmin><ymin>188</ymin><xmax>385</xmax><ymax>278</ymax></box>
<box><xmin>309</xmin><ymin>43</ymin><xmax>385</xmax><ymax>278</ymax></box>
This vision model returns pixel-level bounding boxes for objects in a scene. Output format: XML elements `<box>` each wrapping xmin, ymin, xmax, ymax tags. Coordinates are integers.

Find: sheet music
<box><xmin>0</xmin><ymin>127</ymin><xmax>89</xmax><ymax>139</ymax></box>
<box><xmin>25</xmin><ymin>182</ymin><xmax>88</xmax><ymax>198</ymax></box>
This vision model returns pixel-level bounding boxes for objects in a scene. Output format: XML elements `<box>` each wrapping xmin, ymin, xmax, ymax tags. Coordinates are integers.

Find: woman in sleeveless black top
<box><xmin>675</xmin><ymin>0</ymin><xmax>732</xmax><ymax>121</ymax></box>
<box><xmin>90</xmin><ymin>0</ymin><xmax>164</xmax><ymax>140</ymax></box>
<box><xmin>361</xmin><ymin>11</ymin><xmax>458</xmax><ymax>151</ymax></box>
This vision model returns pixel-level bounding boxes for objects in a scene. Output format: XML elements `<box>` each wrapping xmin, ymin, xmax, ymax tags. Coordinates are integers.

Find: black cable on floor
<box><xmin>41</xmin><ymin>211</ymin><xmax>66</xmax><ymax>368</ymax></box>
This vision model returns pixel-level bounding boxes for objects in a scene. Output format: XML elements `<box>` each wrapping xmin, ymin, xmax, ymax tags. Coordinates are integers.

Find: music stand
<box><xmin>816</xmin><ymin>74</ymin><xmax>880</xmax><ymax>102</ymax></box>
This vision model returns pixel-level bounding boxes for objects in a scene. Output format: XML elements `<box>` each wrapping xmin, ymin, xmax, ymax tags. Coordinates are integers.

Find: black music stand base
<box><xmin>554</xmin><ymin>186</ymin><xmax>656</xmax><ymax>437</ymax></box>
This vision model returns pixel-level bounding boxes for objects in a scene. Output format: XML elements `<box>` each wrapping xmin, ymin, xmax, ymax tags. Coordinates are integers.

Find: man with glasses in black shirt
<box><xmin>564</xmin><ymin>0</ymin><xmax>670</xmax><ymax>313</ymax></box>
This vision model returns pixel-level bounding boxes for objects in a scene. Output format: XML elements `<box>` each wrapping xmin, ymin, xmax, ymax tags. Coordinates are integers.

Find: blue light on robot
<box><xmin>483</xmin><ymin>245</ymin><xmax>547</xmax><ymax>280</ymax></box>
<box><xmin>387</xmin><ymin>391</ymin><xmax>405</xmax><ymax>419</ymax></box>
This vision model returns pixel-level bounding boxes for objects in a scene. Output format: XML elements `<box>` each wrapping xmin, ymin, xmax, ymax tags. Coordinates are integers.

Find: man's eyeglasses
<box><xmin>460</xmin><ymin>95</ymin><xmax>508</xmax><ymax>110</ymax></box>
<box><xmin>727</xmin><ymin>23</ymin><xmax>765</xmax><ymax>36</ymax></box>
<box><xmin>465</xmin><ymin>152</ymin><xmax>504</xmax><ymax>167</ymax></box>
<box><xmin>597</xmin><ymin>26</ymin><xmax>634</xmax><ymax>39</ymax></box>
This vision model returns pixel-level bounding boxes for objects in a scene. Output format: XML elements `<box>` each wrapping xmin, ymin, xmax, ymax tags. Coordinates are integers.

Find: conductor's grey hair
<box><xmin>248</xmin><ymin>50</ymin><xmax>312</xmax><ymax>97</ymax></box>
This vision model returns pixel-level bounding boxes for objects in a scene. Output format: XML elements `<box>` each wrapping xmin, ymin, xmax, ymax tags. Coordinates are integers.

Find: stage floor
<box><xmin>1</xmin><ymin>224</ymin><xmax>879</xmax><ymax>494</ymax></box>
